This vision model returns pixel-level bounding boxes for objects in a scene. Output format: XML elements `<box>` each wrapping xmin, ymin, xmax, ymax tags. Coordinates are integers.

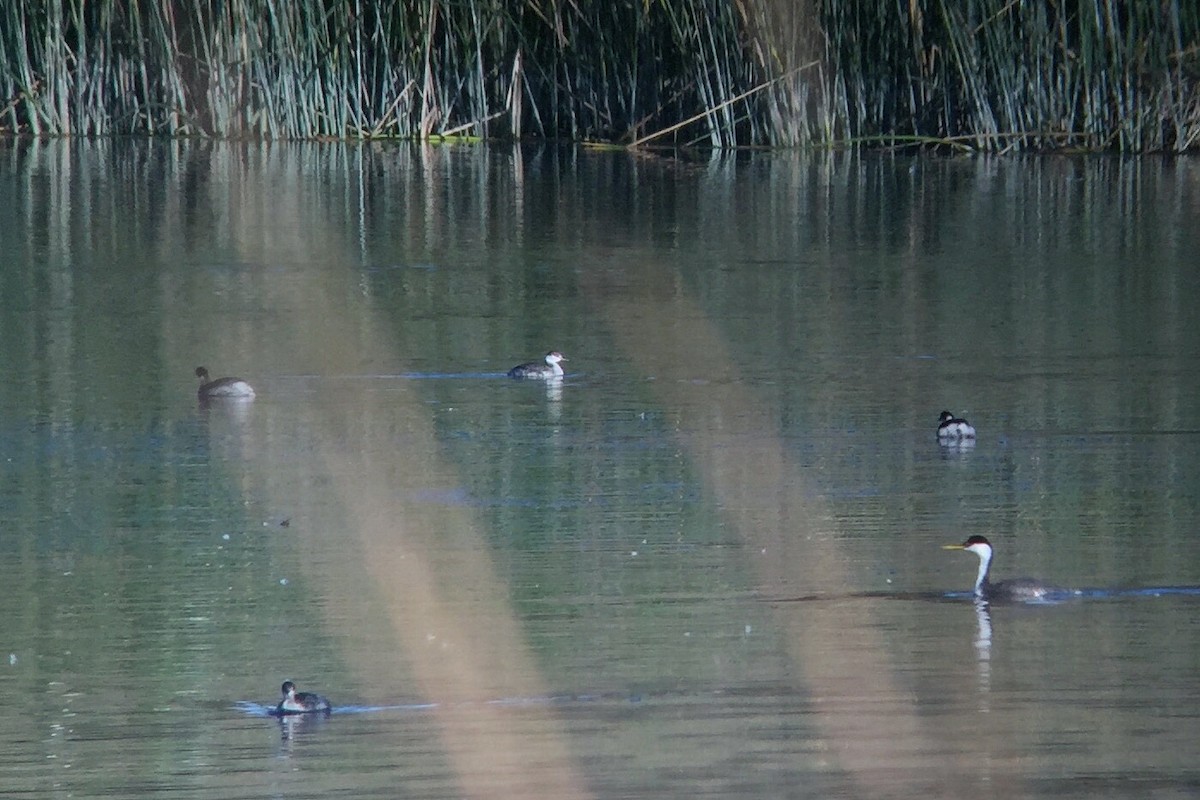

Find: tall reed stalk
<box><xmin>0</xmin><ymin>0</ymin><xmax>1196</xmax><ymax>151</ymax></box>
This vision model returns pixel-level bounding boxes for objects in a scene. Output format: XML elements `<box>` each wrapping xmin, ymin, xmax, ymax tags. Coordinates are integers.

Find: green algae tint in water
<box><xmin>0</xmin><ymin>141</ymin><xmax>1198</xmax><ymax>799</ymax></box>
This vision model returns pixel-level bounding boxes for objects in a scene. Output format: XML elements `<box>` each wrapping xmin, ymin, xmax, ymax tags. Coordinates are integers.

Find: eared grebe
<box><xmin>937</xmin><ymin>410</ymin><xmax>976</xmax><ymax>441</ymax></box>
<box><xmin>276</xmin><ymin>681</ymin><xmax>332</xmax><ymax>715</ymax></box>
<box><xmin>508</xmin><ymin>351</ymin><xmax>567</xmax><ymax>380</ymax></box>
<box><xmin>942</xmin><ymin>535</ymin><xmax>1055</xmax><ymax>602</ymax></box>
<box><xmin>195</xmin><ymin>366</ymin><xmax>256</xmax><ymax>399</ymax></box>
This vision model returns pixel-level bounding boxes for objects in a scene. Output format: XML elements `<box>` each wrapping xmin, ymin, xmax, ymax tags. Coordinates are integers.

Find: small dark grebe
<box><xmin>936</xmin><ymin>410</ymin><xmax>976</xmax><ymax>441</ymax></box>
<box><xmin>942</xmin><ymin>535</ymin><xmax>1055</xmax><ymax>602</ymax></box>
<box><xmin>195</xmin><ymin>366</ymin><xmax>255</xmax><ymax>399</ymax></box>
<box><xmin>276</xmin><ymin>681</ymin><xmax>332</xmax><ymax>715</ymax></box>
<box><xmin>508</xmin><ymin>351</ymin><xmax>567</xmax><ymax>380</ymax></box>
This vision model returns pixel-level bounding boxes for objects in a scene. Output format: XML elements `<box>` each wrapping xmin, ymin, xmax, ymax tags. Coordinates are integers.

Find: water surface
<box><xmin>1</xmin><ymin>141</ymin><xmax>1198</xmax><ymax>798</ymax></box>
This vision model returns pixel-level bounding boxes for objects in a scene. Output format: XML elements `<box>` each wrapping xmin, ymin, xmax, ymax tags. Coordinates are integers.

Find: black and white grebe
<box><xmin>508</xmin><ymin>351</ymin><xmax>567</xmax><ymax>380</ymax></box>
<box><xmin>195</xmin><ymin>366</ymin><xmax>256</xmax><ymax>399</ymax></box>
<box><xmin>937</xmin><ymin>410</ymin><xmax>976</xmax><ymax>441</ymax></box>
<box><xmin>276</xmin><ymin>681</ymin><xmax>332</xmax><ymax>715</ymax></box>
<box><xmin>942</xmin><ymin>535</ymin><xmax>1055</xmax><ymax>602</ymax></box>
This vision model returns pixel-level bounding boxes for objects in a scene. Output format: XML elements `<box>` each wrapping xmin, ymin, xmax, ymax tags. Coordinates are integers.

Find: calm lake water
<box><xmin>1</xmin><ymin>140</ymin><xmax>1199</xmax><ymax>799</ymax></box>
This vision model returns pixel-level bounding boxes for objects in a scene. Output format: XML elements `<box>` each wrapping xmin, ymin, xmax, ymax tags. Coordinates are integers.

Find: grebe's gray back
<box><xmin>195</xmin><ymin>366</ymin><xmax>256</xmax><ymax>399</ymax></box>
<box><xmin>508</xmin><ymin>351</ymin><xmax>567</xmax><ymax>380</ymax></box>
<box><xmin>942</xmin><ymin>535</ymin><xmax>1055</xmax><ymax>601</ymax></box>
<box><xmin>276</xmin><ymin>680</ymin><xmax>331</xmax><ymax>715</ymax></box>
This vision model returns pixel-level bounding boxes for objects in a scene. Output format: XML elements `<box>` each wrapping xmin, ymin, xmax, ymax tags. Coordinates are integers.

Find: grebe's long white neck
<box><xmin>970</xmin><ymin>542</ymin><xmax>993</xmax><ymax>594</ymax></box>
<box><xmin>943</xmin><ymin>535</ymin><xmax>995</xmax><ymax>595</ymax></box>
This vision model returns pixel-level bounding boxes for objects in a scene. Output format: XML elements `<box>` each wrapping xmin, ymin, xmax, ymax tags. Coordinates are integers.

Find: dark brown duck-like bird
<box><xmin>275</xmin><ymin>680</ymin><xmax>331</xmax><ymax>715</ymax></box>
<box><xmin>195</xmin><ymin>366</ymin><xmax>255</xmax><ymax>399</ymax></box>
<box><xmin>507</xmin><ymin>351</ymin><xmax>567</xmax><ymax>380</ymax></box>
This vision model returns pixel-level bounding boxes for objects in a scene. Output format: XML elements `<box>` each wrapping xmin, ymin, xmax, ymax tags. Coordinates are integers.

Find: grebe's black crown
<box><xmin>281</xmin><ymin>680</ymin><xmax>296</xmax><ymax>694</ymax></box>
<box><xmin>962</xmin><ymin>535</ymin><xmax>991</xmax><ymax>547</ymax></box>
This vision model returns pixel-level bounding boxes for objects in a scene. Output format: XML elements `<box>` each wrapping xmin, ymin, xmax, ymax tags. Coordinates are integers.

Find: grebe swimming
<box><xmin>937</xmin><ymin>410</ymin><xmax>976</xmax><ymax>441</ymax></box>
<box><xmin>508</xmin><ymin>351</ymin><xmax>567</xmax><ymax>380</ymax></box>
<box><xmin>196</xmin><ymin>366</ymin><xmax>255</xmax><ymax>399</ymax></box>
<box><xmin>276</xmin><ymin>681</ymin><xmax>332</xmax><ymax>715</ymax></box>
<box><xmin>942</xmin><ymin>535</ymin><xmax>1056</xmax><ymax>602</ymax></box>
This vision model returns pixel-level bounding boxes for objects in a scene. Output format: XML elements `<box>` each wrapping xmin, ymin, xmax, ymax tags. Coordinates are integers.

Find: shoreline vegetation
<box><xmin>1</xmin><ymin>1</ymin><xmax>1197</xmax><ymax>152</ymax></box>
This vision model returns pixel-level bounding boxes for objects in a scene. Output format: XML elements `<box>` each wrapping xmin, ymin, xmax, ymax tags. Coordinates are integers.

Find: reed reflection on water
<box><xmin>0</xmin><ymin>140</ymin><xmax>1198</xmax><ymax>799</ymax></box>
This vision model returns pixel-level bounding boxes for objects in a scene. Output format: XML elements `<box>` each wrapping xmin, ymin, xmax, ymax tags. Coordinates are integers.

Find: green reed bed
<box><xmin>0</xmin><ymin>0</ymin><xmax>1196</xmax><ymax>151</ymax></box>
<box><xmin>816</xmin><ymin>0</ymin><xmax>1200</xmax><ymax>152</ymax></box>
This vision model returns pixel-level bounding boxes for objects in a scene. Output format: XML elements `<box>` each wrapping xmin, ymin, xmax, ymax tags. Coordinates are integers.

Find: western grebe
<box><xmin>508</xmin><ymin>351</ymin><xmax>567</xmax><ymax>380</ymax></box>
<box><xmin>942</xmin><ymin>535</ymin><xmax>1054</xmax><ymax>601</ymax></box>
<box><xmin>276</xmin><ymin>681</ymin><xmax>332</xmax><ymax>715</ymax></box>
<box><xmin>937</xmin><ymin>410</ymin><xmax>976</xmax><ymax>441</ymax></box>
<box><xmin>195</xmin><ymin>366</ymin><xmax>256</xmax><ymax>399</ymax></box>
